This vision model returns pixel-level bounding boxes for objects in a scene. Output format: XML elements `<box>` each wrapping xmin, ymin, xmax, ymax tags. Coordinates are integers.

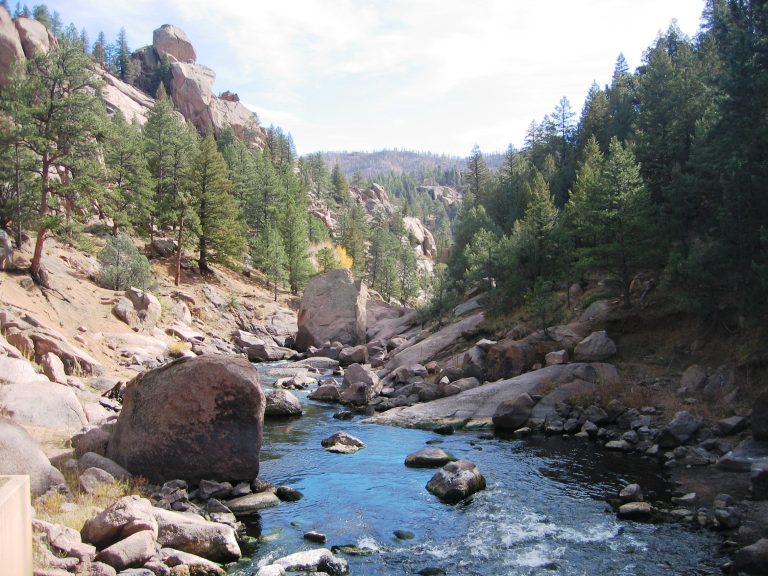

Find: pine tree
<box><xmin>194</xmin><ymin>136</ymin><xmax>245</xmax><ymax>272</ymax></box>
<box><xmin>103</xmin><ymin>112</ymin><xmax>153</xmax><ymax>236</ymax></box>
<box><xmin>465</xmin><ymin>145</ymin><xmax>491</xmax><ymax>205</ymax></box>
<box><xmin>331</xmin><ymin>163</ymin><xmax>349</xmax><ymax>205</ymax></box>
<box><xmin>280</xmin><ymin>197</ymin><xmax>312</xmax><ymax>293</ymax></box>
<box><xmin>0</xmin><ymin>37</ymin><xmax>106</xmax><ymax>283</ymax></box>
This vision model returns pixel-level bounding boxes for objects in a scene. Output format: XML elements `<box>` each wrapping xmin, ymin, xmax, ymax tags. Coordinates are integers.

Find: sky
<box><xmin>50</xmin><ymin>0</ymin><xmax>706</xmax><ymax>156</ymax></box>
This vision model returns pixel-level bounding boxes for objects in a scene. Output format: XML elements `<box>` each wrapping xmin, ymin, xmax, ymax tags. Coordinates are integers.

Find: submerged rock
<box><xmin>404</xmin><ymin>447</ymin><xmax>456</xmax><ymax>468</ymax></box>
<box><xmin>321</xmin><ymin>431</ymin><xmax>366</xmax><ymax>454</ymax></box>
<box><xmin>617</xmin><ymin>501</ymin><xmax>653</xmax><ymax>521</ymax></box>
<box><xmin>426</xmin><ymin>460</ymin><xmax>486</xmax><ymax>503</ymax></box>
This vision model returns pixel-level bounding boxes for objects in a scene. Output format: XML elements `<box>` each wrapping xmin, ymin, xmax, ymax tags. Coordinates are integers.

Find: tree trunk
<box><xmin>14</xmin><ymin>143</ymin><xmax>22</xmax><ymax>248</ymax></box>
<box><xmin>30</xmin><ymin>154</ymin><xmax>50</xmax><ymax>281</ymax></box>
<box><xmin>198</xmin><ymin>234</ymin><xmax>209</xmax><ymax>273</ymax></box>
<box><xmin>174</xmin><ymin>211</ymin><xmax>184</xmax><ymax>286</ymax></box>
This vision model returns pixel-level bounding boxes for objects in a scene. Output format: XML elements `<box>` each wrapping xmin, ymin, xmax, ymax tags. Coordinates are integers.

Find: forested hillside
<box><xmin>426</xmin><ymin>3</ymin><xmax>768</xmax><ymax>332</ymax></box>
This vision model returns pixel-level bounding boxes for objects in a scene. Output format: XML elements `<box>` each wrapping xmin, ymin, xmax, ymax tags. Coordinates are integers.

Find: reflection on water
<box><xmin>229</xmin><ymin>363</ymin><xmax>723</xmax><ymax>575</ymax></box>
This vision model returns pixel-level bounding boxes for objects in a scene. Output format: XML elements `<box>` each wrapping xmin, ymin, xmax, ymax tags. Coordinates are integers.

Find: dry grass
<box><xmin>167</xmin><ymin>341</ymin><xmax>192</xmax><ymax>358</ymax></box>
<box><xmin>34</xmin><ymin>467</ymin><xmax>149</xmax><ymax>533</ymax></box>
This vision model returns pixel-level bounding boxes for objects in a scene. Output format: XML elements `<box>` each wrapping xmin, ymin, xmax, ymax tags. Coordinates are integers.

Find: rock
<box><xmin>275</xmin><ymin>485</ymin><xmax>303</xmax><ymax>502</ymax></box>
<box><xmin>196</xmin><ymin>480</ymin><xmax>232</xmax><ymax>501</ymax></box>
<box><xmin>605</xmin><ymin>440</ymin><xmax>632</xmax><ymax>451</ymax></box>
<box><xmin>702</xmin><ymin>365</ymin><xmax>737</xmax><ymax>400</ymax></box>
<box><xmin>253</xmin><ymin>566</ymin><xmax>286</xmax><ymax>576</ymax></box>
<box><xmin>714</xmin><ymin>506</ymin><xmax>740</xmax><ymax>529</ymax></box>
<box><xmin>95</xmin><ymin>530</ymin><xmax>156</xmax><ymax>572</ymax></box>
<box><xmin>226</xmin><ymin>492</ymin><xmax>280</xmax><ymax>515</ymax></box>
<box><xmin>753</xmin><ymin>391</ymin><xmax>768</xmax><ymax>441</ymax></box>
<box><xmin>485</xmin><ymin>340</ymin><xmax>537</xmax><ymax>381</ymax></box>
<box><xmin>304</xmin><ymin>530</ymin><xmax>327</xmax><ymax>543</ymax></box>
<box><xmin>153</xmin><ymin>24</ymin><xmax>196</xmax><ymax>63</ymax></box>
<box><xmin>715</xmin><ymin>415</ymin><xmax>748</xmax><ymax>436</ymax></box>
<box><xmin>309</xmin><ymin>384</ymin><xmax>341</xmax><ymax>403</ymax></box>
<box><xmin>0</xmin><ymin>418</ymin><xmax>65</xmax><ymax>496</ymax></box>
<box><xmin>657</xmin><ymin>411</ymin><xmax>703</xmax><ymax>448</ymax></box>
<box><xmin>367</xmin><ymin>363</ymin><xmax>618</xmax><ymax>430</ymax></box>
<box><xmin>273</xmin><ymin>548</ymin><xmax>349</xmax><ymax>575</ymax></box>
<box><xmin>733</xmin><ymin>538</ymin><xmax>768</xmax><ymax>575</ymax></box>
<box><xmin>296</xmin><ymin>269</ymin><xmax>367</xmax><ymax>351</ymax></box>
<box><xmin>0</xmin><ymin>6</ymin><xmax>24</xmax><ymax>86</ymax></box>
<box><xmin>581</xmin><ymin>404</ymin><xmax>609</xmax><ymax>426</ymax></box>
<box><xmin>321</xmin><ymin>431</ymin><xmax>366</xmax><ymax>454</ymax></box>
<box><xmin>574</xmin><ymin>331</ymin><xmax>616</xmax><ymax>362</ymax></box>
<box><xmin>439</xmin><ymin>377</ymin><xmax>480</xmax><ymax>398</ymax></box>
<box><xmin>113</xmin><ymin>288</ymin><xmax>162</xmax><ymax>330</ymax></box>
<box><xmin>383</xmin><ymin>312</ymin><xmax>485</xmax><ymax>375</ymax></box>
<box><xmin>492</xmin><ymin>393</ymin><xmax>535</xmax><ymax>430</ymax></box>
<box><xmin>159</xmin><ymin>548</ymin><xmax>225</xmax><ymax>576</ymax></box>
<box><xmin>265</xmin><ymin>389</ymin><xmax>302</xmax><ymax>417</ymax></box>
<box><xmin>78</xmin><ymin>452</ymin><xmax>131</xmax><ymax>481</ymax></box>
<box><xmin>0</xmin><ymin>380</ymin><xmax>87</xmax><ymax>431</ymax></box>
<box><xmin>619</xmin><ymin>484</ymin><xmax>643</xmax><ymax>503</ymax></box>
<box><xmin>453</xmin><ymin>295</ymin><xmax>483</xmax><ymax>318</ymax></box>
<box><xmin>426</xmin><ymin>460</ymin><xmax>486</xmax><ymax>503</ymax></box>
<box><xmin>79</xmin><ymin>467</ymin><xmax>116</xmax><ymax>494</ymax></box>
<box><xmin>752</xmin><ymin>462</ymin><xmax>768</xmax><ymax>500</ymax></box>
<box><xmin>72</xmin><ymin>426</ymin><xmax>111</xmax><ymax>458</ymax></box>
<box><xmin>0</xmin><ymin>355</ymin><xmax>47</xmax><ymax>384</ymax></box>
<box><xmin>545</xmin><ymin>350</ymin><xmax>568</xmax><ymax>366</ymax></box>
<box><xmin>153</xmin><ymin>507</ymin><xmax>240</xmax><ymax>562</ymax></box>
<box><xmin>717</xmin><ymin>439</ymin><xmax>768</xmax><ymax>472</ymax></box>
<box><xmin>106</xmin><ymin>355</ymin><xmax>264</xmax><ymax>483</ymax></box>
<box><xmin>247</xmin><ymin>343</ymin><xmax>298</xmax><ymax>362</ymax></box>
<box><xmin>34</xmin><ymin>519</ymin><xmax>96</xmax><ymax>562</ymax></box>
<box><xmin>338</xmin><ymin>345</ymin><xmax>368</xmax><ymax>366</ymax></box>
<box><xmin>149</xmin><ymin>238</ymin><xmax>177</xmax><ymax>258</ymax></box>
<box><xmin>81</xmin><ymin>496</ymin><xmax>158</xmax><ymax>549</ymax></box>
<box><xmin>393</xmin><ymin>530</ymin><xmax>415</xmax><ymax>540</ymax></box>
<box><xmin>30</xmin><ymin>328</ymin><xmax>102</xmax><ymax>375</ymax></box>
<box><xmin>617</xmin><ymin>502</ymin><xmax>653</xmax><ymax>520</ymax></box>
<box><xmin>405</xmin><ymin>447</ymin><xmax>456</xmax><ymax>468</ymax></box>
<box><xmin>341</xmin><ymin>363</ymin><xmax>381</xmax><ymax>398</ymax></box>
<box><xmin>677</xmin><ymin>364</ymin><xmax>707</xmax><ymax>396</ymax></box>
<box><xmin>14</xmin><ymin>16</ymin><xmax>54</xmax><ymax>57</ymax></box>
<box><xmin>403</xmin><ymin>216</ymin><xmax>436</xmax><ymax>258</ymax></box>
<box><xmin>39</xmin><ymin>352</ymin><xmax>67</xmax><ymax>384</ymax></box>
<box><xmin>88</xmin><ymin>562</ymin><xmax>117</xmax><ymax>576</ymax></box>
<box><xmin>0</xmin><ymin>229</ymin><xmax>14</xmax><ymax>270</ymax></box>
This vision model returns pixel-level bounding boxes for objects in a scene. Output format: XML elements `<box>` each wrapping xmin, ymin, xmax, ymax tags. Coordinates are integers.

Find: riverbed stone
<box><xmin>404</xmin><ymin>447</ymin><xmax>456</xmax><ymax>468</ymax></box>
<box><xmin>265</xmin><ymin>389</ymin><xmax>303</xmax><ymax>417</ymax></box>
<box><xmin>81</xmin><ymin>496</ymin><xmax>158</xmax><ymax>549</ymax></box>
<box><xmin>254</xmin><ymin>566</ymin><xmax>286</xmax><ymax>576</ymax></box>
<box><xmin>717</xmin><ymin>439</ymin><xmax>768</xmax><ymax>472</ymax></box>
<box><xmin>617</xmin><ymin>501</ymin><xmax>653</xmax><ymax>520</ymax></box>
<box><xmin>159</xmin><ymin>548</ymin><xmax>225</xmax><ymax>575</ymax></box>
<box><xmin>619</xmin><ymin>483</ymin><xmax>643</xmax><ymax>503</ymax></box>
<box><xmin>751</xmin><ymin>462</ymin><xmax>768</xmax><ymax>500</ymax></box>
<box><xmin>276</xmin><ymin>485</ymin><xmax>303</xmax><ymax>502</ymax></box>
<box><xmin>153</xmin><ymin>506</ymin><xmax>240</xmax><ymax>562</ymax></box>
<box><xmin>426</xmin><ymin>460</ymin><xmax>486</xmax><ymax>503</ymax></box>
<box><xmin>226</xmin><ymin>492</ymin><xmax>280</xmax><ymax>515</ymax></box>
<box><xmin>321</xmin><ymin>431</ymin><xmax>366</xmax><ymax>454</ymax></box>
<box><xmin>106</xmin><ymin>355</ymin><xmax>265</xmax><ymax>483</ymax></box>
<box><xmin>273</xmin><ymin>548</ymin><xmax>349</xmax><ymax>575</ymax></box>
<box><xmin>309</xmin><ymin>383</ymin><xmax>341</xmax><ymax>402</ymax></box>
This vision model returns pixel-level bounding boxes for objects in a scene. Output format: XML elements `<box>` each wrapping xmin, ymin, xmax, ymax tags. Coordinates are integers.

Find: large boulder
<box><xmin>0</xmin><ymin>418</ymin><xmax>65</xmax><ymax>496</ymax></box>
<box><xmin>153</xmin><ymin>24</ymin><xmax>196</xmax><ymax>63</ymax></box>
<box><xmin>492</xmin><ymin>393</ymin><xmax>535</xmax><ymax>430</ymax></box>
<box><xmin>81</xmin><ymin>496</ymin><xmax>158</xmax><ymax>549</ymax></box>
<box><xmin>0</xmin><ymin>355</ymin><xmax>48</xmax><ymax>384</ymax></box>
<box><xmin>485</xmin><ymin>339</ymin><xmax>537</xmax><ymax>381</ymax></box>
<box><xmin>733</xmin><ymin>539</ymin><xmax>768</xmax><ymax>575</ymax></box>
<box><xmin>0</xmin><ymin>6</ymin><xmax>24</xmax><ymax>86</ymax></box>
<box><xmin>95</xmin><ymin>529</ymin><xmax>156</xmax><ymax>571</ymax></box>
<box><xmin>426</xmin><ymin>460</ymin><xmax>486</xmax><ymax>503</ymax></box>
<box><xmin>265</xmin><ymin>389</ymin><xmax>302</xmax><ymax>417</ymax></box>
<box><xmin>106</xmin><ymin>355</ymin><xmax>265</xmax><ymax>483</ymax></box>
<box><xmin>574</xmin><ymin>331</ymin><xmax>616</xmax><ymax>362</ymax></box>
<box><xmin>14</xmin><ymin>16</ymin><xmax>54</xmax><ymax>58</ymax></box>
<box><xmin>0</xmin><ymin>229</ymin><xmax>13</xmax><ymax>270</ymax></box>
<box><xmin>295</xmin><ymin>269</ymin><xmax>367</xmax><ymax>351</ymax></box>
<box><xmin>752</xmin><ymin>391</ymin><xmax>768</xmax><ymax>441</ymax></box>
<box><xmin>0</xmin><ymin>380</ymin><xmax>87</xmax><ymax>431</ymax></box>
<box><xmin>153</xmin><ymin>507</ymin><xmax>240</xmax><ymax>562</ymax></box>
<box><xmin>113</xmin><ymin>287</ymin><xmax>162</xmax><ymax>330</ymax></box>
<box><xmin>402</xmin><ymin>216</ymin><xmax>436</xmax><ymax>258</ymax></box>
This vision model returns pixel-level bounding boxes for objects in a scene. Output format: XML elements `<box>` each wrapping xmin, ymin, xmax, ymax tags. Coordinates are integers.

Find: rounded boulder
<box><xmin>106</xmin><ymin>355</ymin><xmax>265</xmax><ymax>483</ymax></box>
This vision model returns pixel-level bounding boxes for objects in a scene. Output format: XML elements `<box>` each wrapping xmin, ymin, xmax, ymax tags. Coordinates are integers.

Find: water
<box><xmin>229</xmin><ymin>363</ymin><xmax>724</xmax><ymax>576</ymax></box>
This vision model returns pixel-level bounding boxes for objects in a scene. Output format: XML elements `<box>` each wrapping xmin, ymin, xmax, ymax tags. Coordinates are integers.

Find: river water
<box><xmin>229</xmin><ymin>363</ymin><xmax>724</xmax><ymax>576</ymax></box>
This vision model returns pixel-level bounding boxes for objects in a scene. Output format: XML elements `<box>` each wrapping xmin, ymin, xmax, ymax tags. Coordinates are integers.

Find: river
<box><xmin>228</xmin><ymin>362</ymin><xmax>724</xmax><ymax>576</ymax></box>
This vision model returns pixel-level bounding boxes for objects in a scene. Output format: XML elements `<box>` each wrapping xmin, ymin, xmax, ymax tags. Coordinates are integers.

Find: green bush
<box><xmin>97</xmin><ymin>233</ymin><xmax>151</xmax><ymax>291</ymax></box>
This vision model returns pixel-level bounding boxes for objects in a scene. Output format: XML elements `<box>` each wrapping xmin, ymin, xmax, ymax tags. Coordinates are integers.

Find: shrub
<box><xmin>97</xmin><ymin>233</ymin><xmax>151</xmax><ymax>291</ymax></box>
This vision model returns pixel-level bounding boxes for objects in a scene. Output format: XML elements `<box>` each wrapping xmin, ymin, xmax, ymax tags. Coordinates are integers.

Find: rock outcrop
<box><xmin>0</xmin><ymin>418</ymin><xmax>65</xmax><ymax>496</ymax></box>
<box><xmin>153</xmin><ymin>24</ymin><xmax>196</xmax><ymax>63</ymax></box>
<box><xmin>107</xmin><ymin>355</ymin><xmax>265</xmax><ymax>483</ymax></box>
<box><xmin>14</xmin><ymin>16</ymin><xmax>55</xmax><ymax>57</ymax></box>
<box><xmin>0</xmin><ymin>7</ymin><xmax>24</xmax><ymax>85</ymax></box>
<box><xmin>402</xmin><ymin>216</ymin><xmax>437</xmax><ymax>258</ymax></box>
<box><xmin>295</xmin><ymin>269</ymin><xmax>367</xmax><ymax>351</ymax></box>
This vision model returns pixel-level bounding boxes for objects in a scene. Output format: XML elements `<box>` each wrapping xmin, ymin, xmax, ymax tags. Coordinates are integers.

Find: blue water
<box><xmin>228</xmin><ymin>364</ymin><xmax>724</xmax><ymax>575</ymax></box>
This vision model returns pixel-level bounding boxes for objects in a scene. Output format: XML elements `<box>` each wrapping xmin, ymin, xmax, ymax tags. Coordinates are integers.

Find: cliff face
<box><xmin>0</xmin><ymin>9</ymin><xmax>264</xmax><ymax>145</ymax></box>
